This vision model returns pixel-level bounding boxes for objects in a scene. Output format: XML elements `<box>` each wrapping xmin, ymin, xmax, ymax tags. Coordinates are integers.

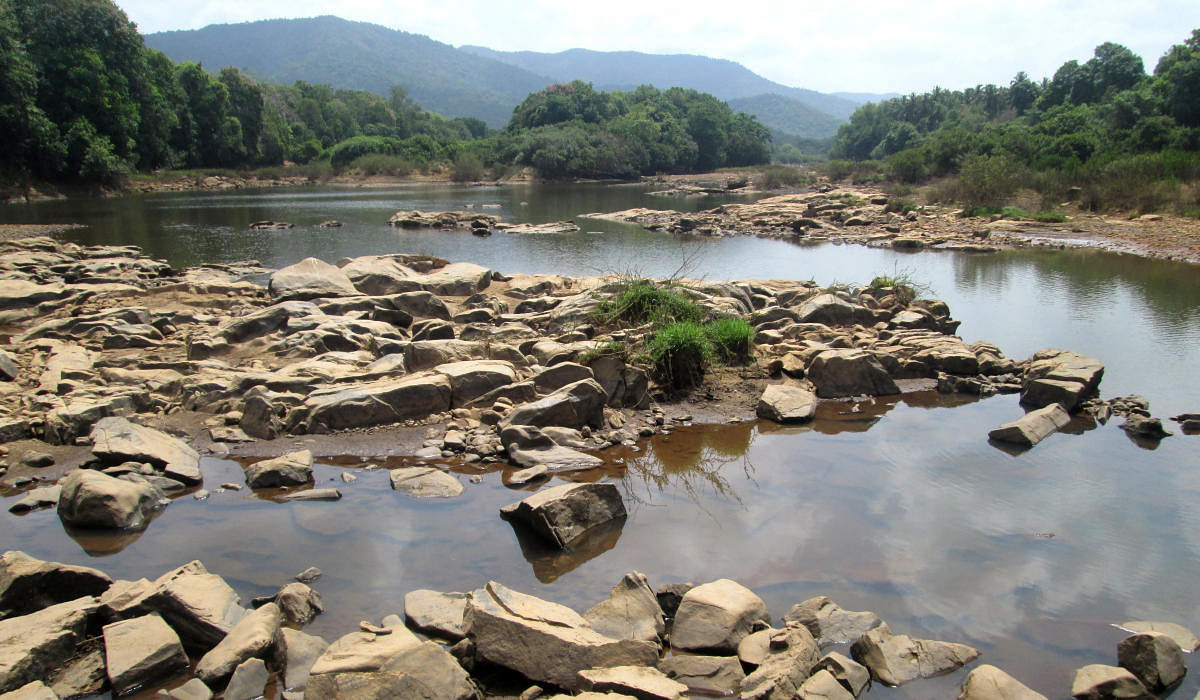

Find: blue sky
<box><xmin>116</xmin><ymin>0</ymin><xmax>1200</xmax><ymax>95</ymax></box>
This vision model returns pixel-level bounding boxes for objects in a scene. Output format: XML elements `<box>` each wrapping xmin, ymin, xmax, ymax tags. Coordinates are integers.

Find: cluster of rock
<box><xmin>386</xmin><ymin>210</ymin><xmax>580</xmax><ymax>235</ymax></box>
<box><xmin>9</xmin><ymin>549</ymin><xmax>1189</xmax><ymax>699</ymax></box>
<box><xmin>127</xmin><ymin>174</ymin><xmax>316</xmax><ymax>194</ymax></box>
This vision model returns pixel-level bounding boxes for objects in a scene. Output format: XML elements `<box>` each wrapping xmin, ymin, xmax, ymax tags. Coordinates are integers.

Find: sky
<box><xmin>116</xmin><ymin>0</ymin><xmax>1200</xmax><ymax>95</ymax></box>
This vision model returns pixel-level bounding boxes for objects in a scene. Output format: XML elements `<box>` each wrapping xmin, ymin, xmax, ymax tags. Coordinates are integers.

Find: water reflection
<box><xmin>61</xmin><ymin>520</ymin><xmax>151</xmax><ymax>556</ymax></box>
<box><xmin>508</xmin><ymin>515</ymin><xmax>627</xmax><ymax>584</ymax></box>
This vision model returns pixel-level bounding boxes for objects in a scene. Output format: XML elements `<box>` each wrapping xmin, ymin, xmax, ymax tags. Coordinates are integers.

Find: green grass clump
<box><xmin>704</xmin><ymin>317</ymin><xmax>754</xmax><ymax>363</ymax></box>
<box><xmin>595</xmin><ymin>282</ymin><xmax>704</xmax><ymax>327</ymax></box>
<box><xmin>578</xmin><ymin>340</ymin><xmax>630</xmax><ymax>364</ymax></box>
<box><xmin>870</xmin><ymin>268</ymin><xmax>927</xmax><ymax>306</ymax></box>
<box><xmin>647</xmin><ymin>322</ymin><xmax>713</xmax><ymax>390</ymax></box>
<box><xmin>959</xmin><ymin>205</ymin><xmax>1067</xmax><ymax>223</ymax></box>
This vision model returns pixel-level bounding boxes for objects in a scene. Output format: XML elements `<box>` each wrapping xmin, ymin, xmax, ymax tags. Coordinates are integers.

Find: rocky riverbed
<box><xmin>0</xmin><ymin>234</ymin><xmax>1192</xmax><ymax>698</ymax></box>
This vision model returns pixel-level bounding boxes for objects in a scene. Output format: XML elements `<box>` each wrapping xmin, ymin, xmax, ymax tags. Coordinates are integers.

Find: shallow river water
<box><xmin>2</xmin><ymin>183</ymin><xmax>1199</xmax><ymax>698</ymax></box>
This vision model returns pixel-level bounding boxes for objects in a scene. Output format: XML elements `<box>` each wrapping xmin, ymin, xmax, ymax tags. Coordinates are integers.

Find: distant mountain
<box><xmin>459</xmin><ymin>45</ymin><xmax>864</xmax><ymax>121</ymax></box>
<box><xmin>145</xmin><ymin>16</ymin><xmax>552</xmax><ymax>127</ymax></box>
<box><xmin>728</xmin><ymin>94</ymin><xmax>843</xmax><ymax>139</ymax></box>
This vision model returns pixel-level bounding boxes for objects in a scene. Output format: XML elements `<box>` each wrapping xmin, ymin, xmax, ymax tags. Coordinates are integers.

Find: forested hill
<box><xmin>145</xmin><ymin>16</ymin><xmax>552</xmax><ymax>127</ymax></box>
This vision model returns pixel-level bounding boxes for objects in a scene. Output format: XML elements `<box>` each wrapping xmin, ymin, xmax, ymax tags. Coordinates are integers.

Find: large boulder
<box><xmin>102</xmin><ymin>614</ymin><xmax>189</xmax><ymax>696</ymax></box>
<box><xmin>500</xmin><ymin>482</ymin><xmax>626</xmax><ymax>549</ymax></box>
<box><xmin>195</xmin><ymin>602</ymin><xmax>282</xmax><ymax>687</ymax></box>
<box><xmin>299</xmin><ymin>373</ymin><xmax>451</xmax><ymax>432</ymax></box>
<box><xmin>0</xmin><ymin>596</ymin><xmax>100</xmax><ymax>694</ymax></box>
<box><xmin>582</xmin><ymin>573</ymin><xmax>665</xmax><ymax>643</ymax></box>
<box><xmin>1020</xmin><ymin>349</ymin><xmax>1104</xmax><ymax>411</ymax></box>
<box><xmin>1116</xmin><ymin>632</ymin><xmax>1186</xmax><ymax>691</ymax></box>
<box><xmin>807</xmin><ymin>349</ymin><xmax>899</xmax><ymax>398</ymax></box>
<box><xmin>586</xmin><ymin>356</ymin><xmax>650</xmax><ymax>409</ymax></box>
<box><xmin>502</xmin><ymin>379</ymin><xmax>607</xmax><ymax>430</ymax></box>
<box><xmin>783</xmin><ymin>596</ymin><xmax>883</xmax><ymax>644</ymax></box>
<box><xmin>89</xmin><ymin>417</ymin><xmax>201</xmax><ymax>485</ymax></box>
<box><xmin>1069</xmin><ymin>664</ymin><xmax>1151</xmax><ymax>700</ymax></box>
<box><xmin>268</xmin><ymin>258</ymin><xmax>359</xmax><ymax>300</ymax></box>
<box><xmin>435</xmin><ymin>360</ymin><xmax>518</xmax><ymax>408</ymax></box>
<box><xmin>407</xmin><ymin>262</ymin><xmax>492</xmax><ymax>296</ymax></box>
<box><xmin>670</xmin><ymin>579</ymin><xmax>770</xmax><ymax>653</ymax></box>
<box><xmin>56</xmin><ymin>470</ymin><xmax>165</xmax><ymax>531</ymax></box>
<box><xmin>849</xmin><ymin>625</ymin><xmax>979</xmax><ymax>686</ymax></box>
<box><xmin>756</xmin><ymin>384</ymin><xmax>818</xmax><ymax>423</ymax></box>
<box><xmin>988</xmin><ymin>404</ymin><xmax>1071</xmax><ymax>447</ymax></box>
<box><xmin>463</xmin><ymin>581</ymin><xmax>658</xmax><ymax>691</ymax></box>
<box><xmin>339</xmin><ymin>256</ymin><xmax>419</xmax><ymax>296</ymax></box>
<box><xmin>389</xmin><ymin>467</ymin><xmax>464</xmax><ymax>498</ymax></box>
<box><xmin>960</xmin><ymin>664</ymin><xmax>1048</xmax><ymax>700</ymax></box>
<box><xmin>243</xmin><ymin>450</ymin><xmax>313</xmax><ymax>489</ymax></box>
<box><xmin>0</xmin><ymin>551</ymin><xmax>112</xmax><ymax>618</ymax></box>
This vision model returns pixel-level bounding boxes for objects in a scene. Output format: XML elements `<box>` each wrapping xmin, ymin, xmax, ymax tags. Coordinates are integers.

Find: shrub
<box><xmin>329</xmin><ymin>136</ymin><xmax>403</xmax><ymax>171</ymax></box>
<box><xmin>954</xmin><ymin>153</ymin><xmax>1027</xmax><ymax>209</ymax></box>
<box><xmin>704</xmin><ymin>317</ymin><xmax>754</xmax><ymax>363</ymax></box>
<box><xmin>451</xmin><ymin>151</ymin><xmax>486</xmax><ymax>182</ymax></box>
<box><xmin>757</xmin><ymin>165</ymin><xmax>812</xmax><ymax>189</ymax></box>
<box><xmin>883</xmin><ymin>198</ymin><xmax>918</xmax><ymax>214</ymax></box>
<box><xmin>870</xmin><ymin>269</ymin><xmax>925</xmax><ymax>305</ymax></box>
<box><xmin>647</xmin><ymin>322</ymin><xmax>712</xmax><ymax>391</ymax></box>
<box><xmin>348</xmin><ymin>154</ymin><xmax>414</xmax><ymax>177</ymax></box>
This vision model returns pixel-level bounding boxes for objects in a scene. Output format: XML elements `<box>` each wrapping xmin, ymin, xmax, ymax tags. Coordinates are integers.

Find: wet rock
<box><xmin>0</xmin><ymin>596</ymin><xmax>100</xmax><ymax>694</ymax></box>
<box><xmin>0</xmin><ymin>551</ymin><xmax>112</xmax><ymax>618</ymax></box>
<box><xmin>280</xmin><ymin>488</ymin><xmax>341</xmax><ymax>502</ymax></box>
<box><xmin>222</xmin><ymin>658</ymin><xmax>268</xmax><ymax>700</ymax></box>
<box><xmin>959</xmin><ymin>664</ymin><xmax>1047</xmax><ymax>700</ymax></box>
<box><xmin>299</xmin><ymin>373</ymin><xmax>451</xmax><ymax>432</ymax></box>
<box><xmin>658</xmin><ymin>654</ymin><xmax>744</xmax><ymax>696</ymax></box>
<box><xmin>463</xmin><ymin>581</ymin><xmax>658</xmax><ymax>692</ymax></box>
<box><xmin>1021</xmin><ymin>378</ymin><xmax>1090</xmax><ymax>412</ymax></box>
<box><xmin>1117</xmin><ymin>632</ymin><xmax>1185</xmax><ymax>691</ymax></box>
<box><xmin>813</xmin><ymin>651</ymin><xmax>870</xmax><ymax>697</ymax></box>
<box><xmin>153</xmin><ymin>677</ymin><xmax>212</xmax><ymax>699</ymax></box>
<box><xmin>19</xmin><ymin>453</ymin><xmax>52</xmax><ymax>468</ymax></box>
<box><xmin>797</xmin><ymin>669</ymin><xmax>854</xmax><ymax>700</ymax></box>
<box><xmin>502</xmin><ymin>379</ymin><xmax>608</xmax><ymax>430</ymax></box>
<box><xmin>307</xmin><ymin>618</ymin><xmax>422</xmax><ymax>677</ymax></box>
<box><xmin>1021</xmin><ymin>349</ymin><xmax>1104</xmax><ymax>410</ymax></box>
<box><xmin>243</xmin><ymin>449</ymin><xmax>313</xmax><ymax>489</ymax></box>
<box><xmin>988</xmin><ymin>404</ymin><xmax>1071</xmax><ymax>447</ymax></box>
<box><xmin>56</xmin><ymin>470</ymin><xmax>165</xmax><ymax>530</ymax></box>
<box><xmin>278</xmin><ymin>627</ymin><xmax>328</xmax><ymax>696</ymax></box>
<box><xmin>102</xmin><ymin>614</ymin><xmax>189</xmax><ymax>696</ymax></box>
<box><xmin>143</xmin><ymin>562</ymin><xmax>247</xmax><ymax>651</ymax></box>
<box><xmin>807</xmin><ymin>349</ymin><xmax>899</xmax><ymax>398</ymax></box>
<box><xmin>195</xmin><ymin>602</ymin><xmax>282</xmax><ymax>687</ymax></box>
<box><xmin>582</xmin><ymin>573</ymin><xmax>665</xmax><ymax>643</ymax></box>
<box><xmin>1070</xmin><ymin>664</ymin><xmax>1151</xmax><ymax>700</ymax></box>
<box><xmin>404</xmin><ymin>589</ymin><xmax>469</xmax><ymax>641</ymax></box>
<box><xmin>850</xmin><ymin>625</ymin><xmax>979</xmax><ymax>686</ymax></box>
<box><xmin>502</xmin><ymin>221</ymin><xmax>581</xmax><ymax>234</ymax></box>
<box><xmin>276</xmin><ymin>582</ymin><xmax>323</xmax><ymax>626</ymax></box>
<box><xmin>389</xmin><ymin>467</ymin><xmax>464</xmax><ymax>498</ymax></box>
<box><xmin>500</xmin><ymin>482</ymin><xmax>626</xmax><ymax>549</ymax></box>
<box><xmin>7</xmin><ymin>486</ymin><xmax>61</xmax><ymax>514</ymax></box>
<box><xmin>1120</xmin><ymin>415</ymin><xmax>1172</xmax><ymax>440</ymax></box>
<box><xmin>1120</xmin><ymin>621</ymin><xmax>1200</xmax><ymax>651</ymax></box>
<box><xmin>577</xmin><ymin>665</ymin><xmax>686</xmax><ymax>700</ymax></box>
<box><xmin>502</xmin><ymin>424</ymin><xmax>603</xmax><ymax>471</ymax></box>
<box><xmin>268</xmin><ymin>257</ymin><xmax>359</xmax><ymax>300</ymax></box>
<box><xmin>756</xmin><ymin>384</ymin><xmax>818</xmax><ymax>423</ymax></box>
<box><xmin>507</xmin><ymin>465</ymin><xmax>550</xmax><ymax>485</ymax></box>
<box><xmin>89</xmin><ymin>417</ymin><xmax>201</xmax><ymax>485</ymax></box>
<box><xmin>739</xmin><ymin>625</ymin><xmax>821</xmax><ymax>700</ymax></box>
<box><xmin>295</xmin><ymin>567</ymin><xmax>322</xmax><ymax>583</ymax></box>
<box><xmin>436</xmin><ymin>360</ymin><xmax>518</xmax><ymax>408</ymax></box>
<box><xmin>671</xmin><ymin>579</ymin><xmax>771</xmax><ymax>653</ymax></box>
<box><xmin>785</xmin><ymin>597</ymin><xmax>883</xmax><ymax>645</ymax></box>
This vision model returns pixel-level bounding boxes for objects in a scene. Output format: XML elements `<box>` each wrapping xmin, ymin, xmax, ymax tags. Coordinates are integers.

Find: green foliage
<box><xmin>704</xmin><ymin>317</ymin><xmax>754</xmax><ymax>363</ymax></box>
<box><xmin>595</xmin><ymin>282</ymin><xmax>705</xmax><ymax>327</ymax></box>
<box><xmin>757</xmin><ymin>165</ymin><xmax>812</xmax><ymax>189</ymax></box>
<box><xmin>869</xmin><ymin>269</ymin><xmax>925</xmax><ymax>305</ymax></box>
<box><xmin>450</xmin><ymin>151</ymin><xmax>486</xmax><ymax>182</ymax></box>
<box><xmin>883</xmin><ymin>198</ymin><xmax>919</xmax><ymax>214</ymax></box>
<box><xmin>647</xmin><ymin>322</ymin><xmax>712</xmax><ymax>390</ymax></box>
<box><xmin>347</xmin><ymin>153</ymin><xmax>413</xmax><ymax>176</ymax></box>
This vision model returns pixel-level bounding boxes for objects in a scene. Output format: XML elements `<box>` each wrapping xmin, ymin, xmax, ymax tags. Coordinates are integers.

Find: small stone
<box><xmin>21</xmin><ymin>452</ymin><xmax>54</xmax><ymax>468</ymax></box>
<box><xmin>295</xmin><ymin>567</ymin><xmax>322</xmax><ymax>583</ymax></box>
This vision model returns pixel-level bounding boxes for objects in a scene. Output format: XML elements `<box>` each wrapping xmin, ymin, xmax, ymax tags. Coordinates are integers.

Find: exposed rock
<box><xmin>1120</xmin><ymin>415</ymin><xmax>1172</xmax><ymax>440</ymax></box>
<box><xmin>797</xmin><ymin>294</ymin><xmax>869</xmax><ymax>325</ymax></box>
<box><xmin>585</xmin><ymin>356</ymin><xmax>650</xmax><ymax>409</ymax></box>
<box><xmin>813</xmin><ymin>652</ymin><xmax>871</xmax><ymax>697</ymax></box>
<box><xmin>1116</xmin><ymin>632</ymin><xmax>1185</xmax><ymax>691</ymax></box>
<box><xmin>1021</xmin><ymin>378</ymin><xmax>1089</xmax><ymax>412</ymax></box>
<box><xmin>299</xmin><ymin>373</ymin><xmax>452</xmax><ymax>432</ymax></box>
<box><xmin>1069</xmin><ymin>664</ymin><xmax>1151</xmax><ymax>700</ymax></box>
<box><xmin>1119</xmin><ymin>621</ymin><xmax>1200</xmax><ymax>651</ymax></box>
<box><xmin>807</xmin><ymin>349</ymin><xmax>899</xmax><ymax>398</ymax></box>
<box><xmin>222</xmin><ymin>658</ymin><xmax>268</xmax><ymax>700</ymax></box>
<box><xmin>389</xmin><ymin>467</ymin><xmax>464</xmax><ymax>498</ymax></box>
<box><xmin>89</xmin><ymin>417</ymin><xmax>201</xmax><ymax>485</ymax></box>
<box><xmin>533</xmin><ymin>363</ymin><xmax>595</xmax><ymax>394</ymax></box>
<box><xmin>436</xmin><ymin>360</ymin><xmax>518</xmax><ymax>408</ymax></box>
<box><xmin>502</xmin><ymin>379</ymin><xmax>608</xmax><ymax>430</ymax></box>
<box><xmin>0</xmin><ymin>551</ymin><xmax>112</xmax><ymax>618</ymax></box>
<box><xmin>102</xmin><ymin>614</ymin><xmax>189</xmax><ymax>696</ymax></box>
<box><xmin>404</xmin><ymin>589</ymin><xmax>469</xmax><ymax>641</ymax></box>
<box><xmin>243</xmin><ymin>449</ymin><xmax>313</xmax><ymax>488</ymax></box>
<box><xmin>1020</xmin><ymin>349</ymin><xmax>1104</xmax><ymax>411</ymax></box>
<box><xmin>502</xmin><ymin>222</ymin><xmax>581</xmax><ymax>234</ymax></box>
<box><xmin>56</xmin><ymin>470</ymin><xmax>165</xmax><ymax>530</ymax></box>
<box><xmin>502</xmin><ymin>424</ymin><xmax>604</xmax><ymax>471</ymax></box>
<box><xmin>959</xmin><ymin>664</ymin><xmax>1048</xmax><ymax>700</ymax></box>
<box><xmin>582</xmin><ymin>573</ymin><xmax>664</xmax><ymax>643</ymax></box>
<box><xmin>373</xmin><ymin>641</ymin><xmax>481</xmax><ymax>700</ymax></box>
<box><xmin>279</xmin><ymin>488</ymin><xmax>341</xmax><ymax>502</ymax></box>
<box><xmin>783</xmin><ymin>596</ymin><xmax>883</xmax><ymax>644</ymax></box>
<box><xmin>988</xmin><ymin>404</ymin><xmax>1071</xmax><ymax>447</ymax></box>
<box><xmin>268</xmin><ymin>257</ymin><xmax>359</xmax><ymax>300</ymax></box>
<box><xmin>153</xmin><ymin>677</ymin><xmax>212</xmax><ymax>699</ymax></box>
<box><xmin>500</xmin><ymin>482</ymin><xmax>626</xmax><ymax>549</ymax></box>
<box><xmin>278</xmin><ymin>627</ymin><xmax>328</xmax><ymax>696</ymax></box>
<box><xmin>739</xmin><ymin>625</ymin><xmax>821</xmax><ymax>700</ymax></box>
<box><xmin>658</xmin><ymin>654</ymin><xmax>744</xmax><ymax>696</ymax></box>
<box><xmin>1</xmin><ymin>681</ymin><xmax>58</xmax><ymax>699</ymax></box>
<box><xmin>756</xmin><ymin>384</ymin><xmax>818</xmax><ymax>423</ymax></box>
<box><xmin>737</xmin><ymin>628</ymin><xmax>773</xmax><ymax>666</ymax></box>
<box><xmin>463</xmin><ymin>581</ymin><xmax>658</xmax><ymax>692</ymax></box>
<box><xmin>388</xmin><ymin>291</ymin><xmax>451</xmax><ymax>320</ymax></box>
<box><xmin>797</xmin><ymin>669</ymin><xmax>854</xmax><ymax>700</ymax></box>
<box><xmin>671</xmin><ymin>579</ymin><xmax>771</xmax><ymax>653</ymax></box>
<box><xmin>507</xmin><ymin>465</ymin><xmax>550</xmax><ymax>485</ymax></box>
<box><xmin>577</xmin><ymin>665</ymin><xmax>686</xmax><ymax>700</ymax></box>
<box><xmin>850</xmin><ymin>625</ymin><xmax>979</xmax><ymax>686</ymax></box>
<box><xmin>0</xmin><ymin>596</ymin><xmax>100</xmax><ymax>694</ymax></box>
<box><xmin>308</xmin><ymin>619</ymin><xmax>422</xmax><ymax>676</ymax></box>
<box><xmin>275</xmin><ymin>582</ymin><xmax>323</xmax><ymax>626</ymax></box>
<box><xmin>144</xmin><ymin>562</ymin><xmax>247</xmax><ymax>651</ymax></box>
<box><xmin>195</xmin><ymin>602</ymin><xmax>282</xmax><ymax>687</ymax></box>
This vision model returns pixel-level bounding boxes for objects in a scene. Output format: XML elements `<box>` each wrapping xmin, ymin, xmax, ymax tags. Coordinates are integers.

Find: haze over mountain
<box><xmin>145</xmin><ymin>15</ymin><xmax>896</xmax><ymax>136</ymax></box>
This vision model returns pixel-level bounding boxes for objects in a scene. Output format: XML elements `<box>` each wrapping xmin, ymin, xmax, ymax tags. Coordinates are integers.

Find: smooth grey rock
<box><xmin>1070</xmin><ymin>664</ymin><xmax>1152</xmax><ymax>700</ymax></box>
<box><xmin>757</xmin><ymin>384</ymin><xmax>818</xmax><ymax>423</ymax></box>
<box><xmin>0</xmin><ymin>551</ymin><xmax>111</xmax><ymax>617</ymax></box>
<box><xmin>807</xmin><ymin>349</ymin><xmax>899</xmax><ymax>398</ymax></box>
<box><xmin>102</xmin><ymin>614</ymin><xmax>188</xmax><ymax>696</ymax></box>
<box><xmin>850</xmin><ymin>625</ymin><xmax>980</xmax><ymax>686</ymax></box>
<box><xmin>89</xmin><ymin>417</ymin><xmax>201</xmax><ymax>485</ymax></box>
<box><xmin>436</xmin><ymin>360</ymin><xmax>518</xmax><ymax>408</ymax></box>
<box><xmin>577</xmin><ymin>665</ymin><xmax>686</xmax><ymax>700</ymax></box>
<box><xmin>244</xmin><ymin>450</ymin><xmax>313</xmax><ymax>489</ymax></box>
<box><xmin>500</xmin><ymin>482</ymin><xmax>626</xmax><ymax>549</ymax></box>
<box><xmin>960</xmin><ymin>664</ymin><xmax>1048</xmax><ymax>700</ymax></box>
<box><xmin>389</xmin><ymin>467</ymin><xmax>464</xmax><ymax>498</ymax></box>
<box><xmin>989</xmin><ymin>404</ymin><xmax>1071</xmax><ymax>446</ymax></box>
<box><xmin>463</xmin><ymin>581</ymin><xmax>658</xmax><ymax>692</ymax></box>
<box><xmin>222</xmin><ymin>658</ymin><xmax>268</xmax><ymax>700</ymax></box>
<box><xmin>784</xmin><ymin>596</ymin><xmax>883</xmax><ymax>644</ymax></box>
<box><xmin>195</xmin><ymin>602</ymin><xmax>282</xmax><ymax>686</ymax></box>
<box><xmin>657</xmin><ymin>654</ymin><xmax>744</xmax><ymax>696</ymax></box>
<box><xmin>1117</xmin><ymin>632</ymin><xmax>1186</xmax><ymax>691</ymax></box>
<box><xmin>671</xmin><ymin>579</ymin><xmax>770</xmax><ymax>653</ymax></box>
<box><xmin>269</xmin><ymin>257</ymin><xmax>359</xmax><ymax>300</ymax></box>
<box><xmin>404</xmin><ymin>589</ymin><xmax>469</xmax><ymax>641</ymax></box>
<box><xmin>56</xmin><ymin>470</ymin><xmax>164</xmax><ymax>530</ymax></box>
<box><xmin>583</xmin><ymin>573</ymin><xmax>664</xmax><ymax>643</ymax></box>
<box><xmin>278</xmin><ymin>627</ymin><xmax>328</xmax><ymax>695</ymax></box>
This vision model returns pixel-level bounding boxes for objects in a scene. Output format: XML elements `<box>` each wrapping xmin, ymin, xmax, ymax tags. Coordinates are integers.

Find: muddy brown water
<box><xmin>2</xmin><ymin>184</ymin><xmax>1200</xmax><ymax>698</ymax></box>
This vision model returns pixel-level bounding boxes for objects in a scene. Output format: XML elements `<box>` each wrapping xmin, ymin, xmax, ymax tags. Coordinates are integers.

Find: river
<box><xmin>2</xmin><ymin>183</ymin><xmax>1199</xmax><ymax>698</ymax></box>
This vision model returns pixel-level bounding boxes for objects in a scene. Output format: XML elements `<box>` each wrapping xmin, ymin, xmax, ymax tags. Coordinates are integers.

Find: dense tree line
<box><xmin>829</xmin><ymin>31</ymin><xmax>1200</xmax><ymax>213</ymax></box>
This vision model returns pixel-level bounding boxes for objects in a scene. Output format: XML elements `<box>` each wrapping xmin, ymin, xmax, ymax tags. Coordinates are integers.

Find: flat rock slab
<box><xmin>102</xmin><ymin>614</ymin><xmax>188</xmax><ymax>696</ymax></box>
<box><xmin>757</xmin><ymin>384</ymin><xmax>818</xmax><ymax>423</ymax></box>
<box><xmin>583</xmin><ymin>573</ymin><xmax>664</xmax><ymax>643</ymax></box>
<box><xmin>578</xmin><ymin>665</ymin><xmax>687</xmax><ymax>700</ymax></box>
<box><xmin>90</xmin><ymin>417</ymin><xmax>201</xmax><ymax>485</ymax></box>
<box><xmin>145</xmin><ymin>562</ymin><xmax>247</xmax><ymax>651</ymax></box>
<box><xmin>500</xmin><ymin>482</ymin><xmax>626</xmax><ymax>549</ymax></box>
<box><xmin>389</xmin><ymin>467</ymin><xmax>464</xmax><ymax>498</ymax></box>
<box><xmin>989</xmin><ymin>403</ymin><xmax>1071</xmax><ymax>447</ymax></box>
<box><xmin>850</xmin><ymin>625</ymin><xmax>980</xmax><ymax>686</ymax></box>
<box><xmin>0</xmin><ymin>596</ymin><xmax>100</xmax><ymax>694</ymax></box>
<box><xmin>280</xmin><ymin>488</ymin><xmax>342</xmax><ymax>502</ymax></box>
<box><xmin>301</xmin><ymin>374</ymin><xmax>451</xmax><ymax>432</ymax></box>
<box><xmin>403</xmin><ymin>589</ymin><xmax>469</xmax><ymax>641</ymax></box>
<box><xmin>0</xmin><ymin>551</ymin><xmax>112</xmax><ymax>618</ymax></box>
